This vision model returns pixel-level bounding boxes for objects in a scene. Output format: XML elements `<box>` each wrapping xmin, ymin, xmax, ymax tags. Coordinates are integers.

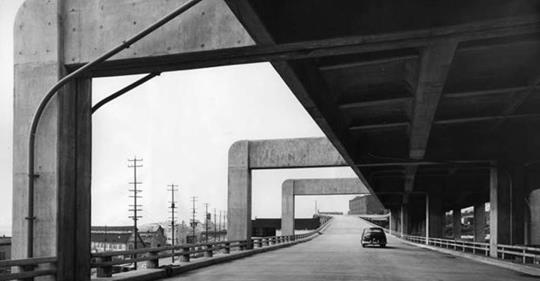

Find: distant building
<box><xmin>349</xmin><ymin>195</ymin><xmax>385</xmax><ymax>215</ymax></box>
<box><xmin>138</xmin><ymin>224</ymin><xmax>167</xmax><ymax>248</ymax></box>
<box><xmin>0</xmin><ymin>236</ymin><xmax>11</xmax><ymax>260</ymax></box>
<box><xmin>90</xmin><ymin>226</ymin><xmax>146</xmax><ymax>253</ymax></box>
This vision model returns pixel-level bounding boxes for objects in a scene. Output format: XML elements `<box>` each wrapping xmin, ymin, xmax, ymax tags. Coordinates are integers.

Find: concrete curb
<box><xmin>398</xmin><ymin>239</ymin><xmax>540</xmax><ymax>277</ymax></box>
<box><xmin>94</xmin><ymin>220</ymin><xmax>333</xmax><ymax>281</ymax></box>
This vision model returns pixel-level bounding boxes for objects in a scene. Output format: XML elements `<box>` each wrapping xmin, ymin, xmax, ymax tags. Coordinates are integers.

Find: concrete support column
<box><xmin>490</xmin><ymin>167</ymin><xmax>512</xmax><ymax>257</ymax></box>
<box><xmin>281</xmin><ymin>180</ymin><xmax>295</xmax><ymax>236</ymax></box>
<box><xmin>13</xmin><ymin>2</ymin><xmax>91</xmax><ymax>281</ymax></box>
<box><xmin>453</xmin><ymin>208</ymin><xmax>461</xmax><ymax>240</ymax></box>
<box><xmin>425</xmin><ymin>194</ymin><xmax>429</xmax><ymax>243</ymax></box>
<box><xmin>400</xmin><ymin>204</ymin><xmax>408</xmax><ymax>236</ymax></box>
<box><xmin>428</xmin><ymin>191</ymin><xmax>443</xmax><ymax>238</ymax></box>
<box><xmin>510</xmin><ymin>166</ymin><xmax>526</xmax><ymax>245</ymax></box>
<box><xmin>57</xmin><ymin>79</ymin><xmax>92</xmax><ymax>281</ymax></box>
<box><xmin>227</xmin><ymin>141</ymin><xmax>252</xmax><ymax>245</ymax></box>
<box><xmin>529</xmin><ymin>189</ymin><xmax>540</xmax><ymax>245</ymax></box>
<box><xmin>474</xmin><ymin>203</ymin><xmax>486</xmax><ymax>242</ymax></box>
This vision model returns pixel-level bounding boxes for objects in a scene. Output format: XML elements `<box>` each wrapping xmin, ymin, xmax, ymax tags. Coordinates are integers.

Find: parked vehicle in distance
<box><xmin>361</xmin><ymin>227</ymin><xmax>387</xmax><ymax>248</ymax></box>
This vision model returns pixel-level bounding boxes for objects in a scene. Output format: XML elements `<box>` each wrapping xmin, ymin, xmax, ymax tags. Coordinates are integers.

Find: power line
<box><xmin>128</xmin><ymin>157</ymin><xmax>143</xmax><ymax>270</ymax></box>
<box><xmin>168</xmin><ymin>184</ymin><xmax>178</xmax><ymax>263</ymax></box>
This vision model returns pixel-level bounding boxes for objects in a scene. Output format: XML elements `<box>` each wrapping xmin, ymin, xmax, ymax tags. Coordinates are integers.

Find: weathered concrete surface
<box><xmin>529</xmin><ymin>189</ymin><xmax>540</xmax><ymax>245</ymax></box>
<box><xmin>13</xmin><ymin>0</ymin><xmax>62</xmax><ymax>262</ymax></box>
<box><xmin>248</xmin><ymin>138</ymin><xmax>347</xmax><ymax>169</ymax></box>
<box><xmin>164</xmin><ymin>216</ymin><xmax>538</xmax><ymax>281</ymax></box>
<box><xmin>281</xmin><ymin>178</ymin><xmax>369</xmax><ymax>235</ymax></box>
<box><xmin>227</xmin><ymin>141</ymin><xmax>251</xmax><ymax>243</ymax></box>
<box><xmin>14</xmin><ymin>1</ymin><xmax>251</xmax><ymax>280</ymax></box>
<box><xmin>62</xmin><ymin>0</ymin><xmax>254</xmax><ymax>67</ymax></box>
<box><xmin>227</xmin><ymin>138</ymin><xmax>366</xmax><ymax>243</ymax></box>
<box><xmin>281</xmin><ymin>181</ymin><xmax>295</xmax><ymax>236</ymax></box>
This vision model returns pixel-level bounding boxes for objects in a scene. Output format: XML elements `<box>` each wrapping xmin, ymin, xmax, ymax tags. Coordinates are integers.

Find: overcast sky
<box><xmin>0</xmin><ymin>1</ymin><xmax>360</xmax><ymax>236</ymax></box>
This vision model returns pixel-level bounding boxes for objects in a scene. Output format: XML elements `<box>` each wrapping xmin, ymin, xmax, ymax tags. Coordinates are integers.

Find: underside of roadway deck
<box><xmin>162</xmin><ymin>216</ymin><xmax>537</xmax><ymax>281</ymax></box>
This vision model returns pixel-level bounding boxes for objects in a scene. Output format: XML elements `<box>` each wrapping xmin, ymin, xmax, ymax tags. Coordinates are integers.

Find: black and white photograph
<box><xmin>1</xmin><ymin>1</ymin><xmax>540</xmax><ymax>280</ymax></box>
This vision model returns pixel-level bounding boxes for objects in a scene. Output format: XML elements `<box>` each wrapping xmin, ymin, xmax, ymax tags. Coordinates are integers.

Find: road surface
<box><xmin>162</xmin><ymin>216</ymin><xmax>539</xmax><ymax>281</ymax></box>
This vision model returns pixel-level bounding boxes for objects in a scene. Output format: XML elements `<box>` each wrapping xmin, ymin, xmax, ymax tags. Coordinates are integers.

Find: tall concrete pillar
<box><xmin>529</xmin><ymin>189</ymin><xmax>540</xmax><ymax>245</ymax></box>
<box><xmin>13</xmin><ymin>2</ymin><xmax>92</xmax><ymax>280</ymax></box>
<box><xmin>227</xmin><ymin>141</ymin><xmax>252</xmax><ymax>244</ymax></box>
<box><xmin>400</xmin><ymin>204</ymin><xmax>409</xmax><ymax>236</ymax></box>
<box><xmin>510</xmin><ymin>165</ymin><xmax>526</xmax><ymax>245</ymax></box>
<box><xmin>474</xmin><ymin>203</ymin><xmax>486</xmax><ymax>242</ymax></box>
<box><xmin>281</xmin><ymin>180</ymin><xmax>295</xmax><ymax>236</ymax></box>
<box><xmin>428</xmin><ymin>190</ymin><xmax>443</xmax><ymax>238</ymax></box>
<box><xmin>453</xmin><ymin>208</ymin><xmax>462</xmax><ymax>240</ymax></box>
<box><xmin>490</xmin><ymin>167</ymin><xmax>511</xmax><ymax>257</ymax></box>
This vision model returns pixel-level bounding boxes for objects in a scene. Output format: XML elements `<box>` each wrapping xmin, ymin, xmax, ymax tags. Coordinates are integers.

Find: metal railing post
<box><xmin>205</xmin><ymin>244</ymin><xmax>213</xmax><ymax>257</ymax></box>
<box><xmin>180</xmin><ymin>246</ymin><xmax>191</xmax><ymax>262</ymax></box>
<box><xmin>96</xmin><ymin>256</ymin><xmax>112</xmax><ymax>278</ymax></box>
<box><xmin>224</xmin><ymin>242</ymin><xmax>231</xmax><ymax>254</ymax></box>
<box><xmin>147</xmin><ymin>250</ymin><xmax>159</xmax><ymax>268</ymax></box>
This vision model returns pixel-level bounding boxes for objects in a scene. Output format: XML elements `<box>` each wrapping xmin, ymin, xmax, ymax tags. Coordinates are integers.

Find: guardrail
<box><xmin>91</xmin><ymin>216</ymin><xmax>332</xmax><ymax>278</ymax></box>
<box><xmin>0</xmin><ymin>256</ymin><xmax>56</xmax><ymax>281</ymax></box>
<box><xmin>383</xmin><ymin>228</ymin><xmax>540</xmax><ymax>265</ymax></box>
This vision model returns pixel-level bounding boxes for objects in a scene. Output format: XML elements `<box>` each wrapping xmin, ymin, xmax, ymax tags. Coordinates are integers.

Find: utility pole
<box><xmin>218</xmin><ymin>211</ymin><xmax>222</xmax><ymax>241</ymax></box>
<box><xmin>168</xmin><ymin>184</ymin><xmax>178</xmax><ymax>263</ymax></box>
<box><xmin>204</xmin><ymin>203</ymin><xmax>209</xmax><ymax>243</ymax></box>
<box><xmin>191</xmin><ymin>196</ymin><xmax>198</xmax><ymax>243</ymax></box>
<box><xmin>128</xmin><ymin>157</ymin><xmax>143</xmax><ymax>270</ymax></box>
<box><xmin>213</xmin><ymin>208</ymin><xmax>217</xmax><ymax>242</ymax></box>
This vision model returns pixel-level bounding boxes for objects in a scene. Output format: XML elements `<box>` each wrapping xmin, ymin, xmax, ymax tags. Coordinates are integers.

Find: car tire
<box><xmin>380</xmin><ymin>244</ymin><xmax>385</xmax><ymax>248</ymax></box>
<box><xmin>362</xmin><ymin>244</ymin><xmax>366</xmax><ymax>248</ymax></box>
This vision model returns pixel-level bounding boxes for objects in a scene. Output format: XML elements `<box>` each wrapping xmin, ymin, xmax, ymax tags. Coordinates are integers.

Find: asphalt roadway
<box><xmin>162</xmin><ymin>216</ymin><xmax>539</xmax><ymax>281</ymax></box>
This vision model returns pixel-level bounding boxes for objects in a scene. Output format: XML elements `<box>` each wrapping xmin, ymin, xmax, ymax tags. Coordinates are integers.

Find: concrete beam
<box><xmin>76</xmin><ymin>14</ymin><xmax>540</xmax><ymax>76</ymax></box>
<box><xmin>248</xmin><ymin>138</ymin><xmax>347</xmax><ymax>169</ymax></box>
<box><xmin>281</xmin><ymin>178</ymin><xmax>369</xmax><ymax>235</ymax></box>
<box><xmin>409</xmin><ymin>40</ymin><xmax>458</xmax><ymax>159</ymax></box>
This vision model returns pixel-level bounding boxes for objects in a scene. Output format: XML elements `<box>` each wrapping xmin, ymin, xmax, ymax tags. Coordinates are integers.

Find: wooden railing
<box><xmin>91</xmin><ymin>216</ymin><xmax>332</xmax><ymax>278</ymax></box>
<box><xmin>0</xmin><ymin>256</ymin><xmax>56</xmax><ymax>281</ymax></box>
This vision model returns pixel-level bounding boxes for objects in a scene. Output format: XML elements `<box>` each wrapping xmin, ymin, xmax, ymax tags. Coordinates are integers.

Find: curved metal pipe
<box><xmin>91</xmin><ymin>72</ymin><xmax>160</xmax><ymax>114</ymax></box>
<box><xmin>26</xmin><ymin>0</ymin><xmax>202</xmax><ymax>257</ymax></box>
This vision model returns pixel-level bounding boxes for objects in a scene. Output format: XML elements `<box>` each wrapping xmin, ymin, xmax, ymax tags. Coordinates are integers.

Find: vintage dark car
<box><xmin>361</xmin><ymin>227</ymin><xmax>387</xmax><ymax>248</ymax></box>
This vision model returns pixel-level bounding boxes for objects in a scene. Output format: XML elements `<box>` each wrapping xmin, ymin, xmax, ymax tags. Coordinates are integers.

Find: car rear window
<box><xmin>368</xmin><ymin>228</ymin><xmax>383</xmax><ymax>233</ymax></box>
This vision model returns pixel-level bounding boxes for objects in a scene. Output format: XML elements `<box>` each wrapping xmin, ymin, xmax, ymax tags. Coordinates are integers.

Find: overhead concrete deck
<box><xmin>162</xmin><ymin>216</ymin><xmax>539</xmax><ymax>281</ymax></box>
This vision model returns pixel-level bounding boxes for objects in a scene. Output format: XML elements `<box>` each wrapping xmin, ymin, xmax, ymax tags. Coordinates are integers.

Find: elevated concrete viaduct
<box><xmin>281</xmin><ymin>178</ymin><xmax>370</xmax><ymax>235</ymax></box>
<box><xmin>227</xmin><ymin>138</ymin><xmax>373</xmax><ymax>243</ymax></box>
<box><xmin>11</xmin><ymin>0</ymin><xmax>540</xmax><ymax>280</ymax></box>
